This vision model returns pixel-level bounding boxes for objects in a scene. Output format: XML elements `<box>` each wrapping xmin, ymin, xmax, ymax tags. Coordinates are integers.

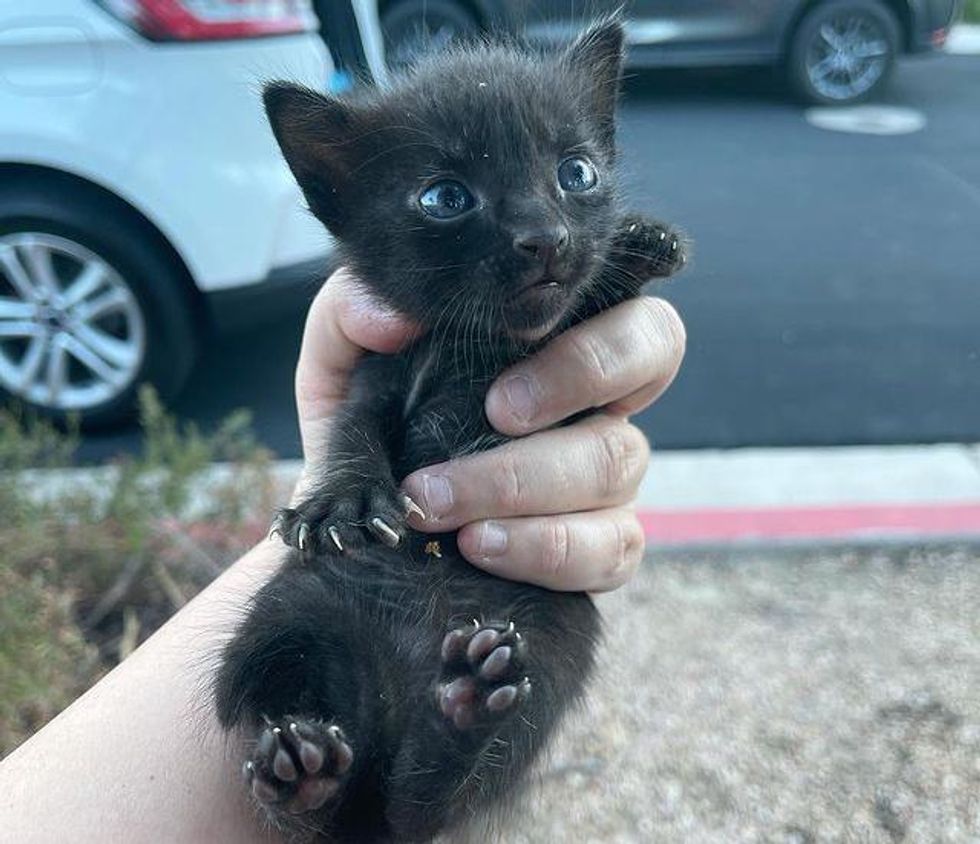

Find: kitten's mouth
<box><xmin>504</xmin><ymin>276</ymin><xmax>573</xmax><ymax>342</ymax></box>
<box><xmin>523</xmin><ymin>277</ymin><xmax>562</xmax><ymax>292</ymax></box>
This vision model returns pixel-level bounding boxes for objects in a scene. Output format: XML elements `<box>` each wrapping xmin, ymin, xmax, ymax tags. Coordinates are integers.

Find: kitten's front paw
<box><xmin>613</xmin><ymin>215</ymin><xmax>688</xmax><ymax>280</ymax></box>
<box><xmin>270</xmin><ymin>481</ymin><xmax>422</xmax><ymax>555</ymax></box>
<box><xmin>437</xmin><ymin>621</ymin><xmax>531</xmax><ymax>732</ymax></box>
<box><xmin>243</xmin><ymin>718</ymin><xmax>353</xmax><ymax>816</ymax></box>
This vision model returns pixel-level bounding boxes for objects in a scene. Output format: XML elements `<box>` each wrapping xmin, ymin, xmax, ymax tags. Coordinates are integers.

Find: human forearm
<box><xmin>0</xmin><ymin>540</ymin><xmax>286</xmax><ymax>844</ymax></box>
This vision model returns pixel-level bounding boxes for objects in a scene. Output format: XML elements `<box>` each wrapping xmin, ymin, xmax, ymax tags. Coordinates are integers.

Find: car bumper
<box><xmin>908</xmin><ymin>0</ymin><xmax>963</xmax><ymax>52</ymax></box>
<box><xmin>204</xmin><ymin>252</ymin><xmax>338</xmax><ymax>334</ymax></box>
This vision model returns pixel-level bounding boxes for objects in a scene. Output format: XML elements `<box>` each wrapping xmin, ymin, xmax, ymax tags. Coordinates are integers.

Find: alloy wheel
<box><xmin>0</xmin><ymin>232</ymin><xmax>146</xmax><ymax>412</ymax></box>
<box><xmin>805</xmin><ymin>14</ymin><xmax>890</xmax><ymax>102</ymax></box>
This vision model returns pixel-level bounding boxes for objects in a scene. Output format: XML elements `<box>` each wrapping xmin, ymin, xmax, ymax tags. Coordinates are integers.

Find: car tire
<box><xmin>381</xmin><ymin>0</ymin><xmax>479</xmax><ymax>71</ymax></box>
<box><xmin>787</xmin><ymin>0</ymin><xmax>901</xmax><ymax>106</ymax></box>
<box><xmin>0</xmin><ymin>179</ymin><xmax>199</xmax><ymax>429</ymax></box>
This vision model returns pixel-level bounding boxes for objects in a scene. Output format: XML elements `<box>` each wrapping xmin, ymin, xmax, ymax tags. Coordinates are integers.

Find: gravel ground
<box><xmin>503</xmin><ymin>547</ymin><xmax>980</xmax><ymax>843</ymax></box>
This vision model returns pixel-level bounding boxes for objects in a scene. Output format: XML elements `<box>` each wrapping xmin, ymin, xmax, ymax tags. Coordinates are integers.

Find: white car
<box><xmin>0</xmin><ymin>0</ymin><xmax>332</xmax><ymax>426</ymax></box>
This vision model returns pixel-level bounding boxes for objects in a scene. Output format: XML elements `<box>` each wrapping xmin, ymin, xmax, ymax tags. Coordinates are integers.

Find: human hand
<box><xmin>294</xmin><ymin>268</ymin><xmax>686</xmax><ymax>592</ymax></box>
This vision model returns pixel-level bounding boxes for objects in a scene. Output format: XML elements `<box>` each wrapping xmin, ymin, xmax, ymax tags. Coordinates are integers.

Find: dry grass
<box><xmin>0</xmin><ymin>387</ymin><xmax>276</xmax><ymax>757</ymax></box>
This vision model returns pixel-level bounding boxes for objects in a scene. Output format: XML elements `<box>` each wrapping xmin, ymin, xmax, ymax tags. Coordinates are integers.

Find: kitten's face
<box><xmin>265</xmin><ymin>20</ymin><xmax>625</xmax><ymax>344</ymax></box>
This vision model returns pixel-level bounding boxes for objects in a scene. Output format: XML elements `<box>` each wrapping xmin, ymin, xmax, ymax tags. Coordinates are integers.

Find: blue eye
<box><xmin>558</xmin><ymin>156</ymin><xmax>598</xmax><ymax>192</ymax></box>
<box><xmin>419</xmin><ymin>180</ymin><xmax>475</xmax><ymax>219</ymax></box>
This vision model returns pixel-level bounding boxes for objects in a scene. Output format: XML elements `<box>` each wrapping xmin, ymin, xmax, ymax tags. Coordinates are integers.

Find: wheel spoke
<box><xmin>819</xmin><ymin>23</ymin><xmax>844</xmax><ymax>50</ymax></box>
<box><xmin>0</xmin><ymin>320</ymin><xmax>43</xmax><ymax>338</ymax></box>
<box><xmin>62</xmin><ymin>333</ymin><xmax>125</xmax><ymax>387</ymax></box>
<box><xmin>810</xmin><ymin>55</ymin><xmax>837</xmax><ymax>82</ymax></box>
<box><xmin>16</xmin><ymin>335</ymin><xmax>47</xmax><ymax>390</ymax></box>
<box><xmin>843</xmin><ymin>19</ymin><xmax>862</xmax><ymax>41</ymax></box>
<box><xmin>71</xmin><ymin>322</ymin><xmax>136</xmax><ymax>369</ymax></box>
<box><xmin>72</xmin><ymin>287</ymin><xmax>130</xmax><ymax>323</ymax></box>
<box><xmin>21</xmin><ymin>240</ymin><xmax>61</xmax><ymax>297</ymax></box>
<box><xmin>0</xmin><ymin>245</ymin><xmax>39</xmax><ymax>301</ymax></box>
<box><xmin>853</xmin><ymin>39</ymin><xmax>887</xmax><ymax>59</ymax></box>
<box><xmin>62</xmin><ymin>262</ymin><xmax>106</xmax><ymax>308</ymax></box>
<box><xmin>45</xmin><ymin>335</ymin><xmax>69</xmax><ymax>402</ymax></box>
<box><xmin>0</xmin><ymin>297</ymin><xmax>36</xmax><ymax>319</ymax></box>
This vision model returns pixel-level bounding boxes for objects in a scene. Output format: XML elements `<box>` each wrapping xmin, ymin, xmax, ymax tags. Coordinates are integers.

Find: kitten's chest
<box><xmin>395</xmin><ymin>341</ymin><xmax>514</xmax><ymax>478</ymax></box>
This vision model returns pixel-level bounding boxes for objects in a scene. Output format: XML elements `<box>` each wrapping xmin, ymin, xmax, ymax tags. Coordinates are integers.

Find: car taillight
<box><xmin>98</xmin><ymin>0</ymin><xmax>318</xmax><ymax>41</ymax></box>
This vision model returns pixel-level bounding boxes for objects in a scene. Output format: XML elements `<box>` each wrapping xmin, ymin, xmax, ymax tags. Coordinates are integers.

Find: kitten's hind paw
<box><xmin>270</xmin><ymin>486</ymin><xmax>420</xmax><ymax>557</ymax></box>
<box><xmin>612</xmin><ymin>215</ymin><xmax>689</xmax><ymax>280</ymax></box>
<box><xmin>437</xmin><ymin>621</ymin><xmax>531</xmax><ymax>731</ymax></box>
<box><xmin>243</xmin><ymin>718</ymin><xmax>353</xmax><ymax>816</ymax></box>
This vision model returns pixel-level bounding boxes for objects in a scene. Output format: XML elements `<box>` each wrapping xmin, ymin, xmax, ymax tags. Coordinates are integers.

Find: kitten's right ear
<box><xmin>566</xmin><ymin>16</ymin><xmax>626</xmax><ymax>148</ymax></box>
<box><xmin>263</xmin><ymin>82</ymin><xmax>359</xmax><ymax>232</ymax></box>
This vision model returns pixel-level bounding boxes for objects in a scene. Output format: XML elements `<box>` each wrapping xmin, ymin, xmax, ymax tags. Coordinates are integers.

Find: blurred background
<box><xmin>2</xmin><ymin>3</ymin><xmax>979</xmax><ymax>838</ymax></box>
<box><xmin>1</xmin><ymin>0</ymin><xmax>976</xmax><ymax>455</ymax></box>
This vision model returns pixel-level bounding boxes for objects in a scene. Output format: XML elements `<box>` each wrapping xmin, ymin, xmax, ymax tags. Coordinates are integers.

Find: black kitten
<box><xmin>215</xmin><ymin>17</ymin><xmax>685</xmax><ymax>843</ymax></box>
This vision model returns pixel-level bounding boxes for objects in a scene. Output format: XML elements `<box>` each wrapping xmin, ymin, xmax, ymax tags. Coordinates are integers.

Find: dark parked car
<box><xmin>372</xmin><ymin>0</ymin><xmax>962</xmax><ymax>105</ymax></box>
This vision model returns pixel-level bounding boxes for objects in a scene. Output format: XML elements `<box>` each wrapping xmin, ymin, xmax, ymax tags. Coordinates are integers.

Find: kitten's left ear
<box><xmin>263</xmin><ymin>81</ymin><xmax>363</xmax><ymax>233</ymax></box>
<box><xmin>566</xmin><ymin>17</ymin><xmax>626</xmax><ymax>147</ymax></box>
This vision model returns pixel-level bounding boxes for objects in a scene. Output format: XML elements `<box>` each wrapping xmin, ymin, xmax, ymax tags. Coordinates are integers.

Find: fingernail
<box><xmin>502</xmin><ymin>375</ymin><xmax>538</xmax><ymax>425</ymax></box>
<box><xmin>476</xmin><ymin>521</ymin><xmax>508</xmax><ymax>560</ymax></box>
<box><xmin>420</xmin><ymin>474</ymin><xmax>454</xmax><ymax>519</ymax></box>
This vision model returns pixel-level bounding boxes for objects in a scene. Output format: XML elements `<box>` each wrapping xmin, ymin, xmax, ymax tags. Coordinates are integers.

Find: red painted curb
<box><xmin>638</xmin><ymin>503</ymin><xmax>980</xmax><ymax>544</ymax></box>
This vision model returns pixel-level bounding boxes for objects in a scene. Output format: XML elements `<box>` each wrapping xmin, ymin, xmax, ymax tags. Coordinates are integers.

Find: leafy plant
<box><xmin>0</xmin><ymin>388</ymin><xmax>277</xmax><ymax>757</ymax></box>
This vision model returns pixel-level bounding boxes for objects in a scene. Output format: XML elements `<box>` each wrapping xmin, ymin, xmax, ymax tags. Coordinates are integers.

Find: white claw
<box><xmin>659</xmin><ymin>231</ymin><xmax>666</xmax><ymax>241</ymax></box>
<box><xmin>401</xmin><ymin>494</ymin><xmax>426</xmax><ymax>521</ymax></box>
<box><xmin>272</xmin><ymin>726</ymin><xmax>282</xmax><ymax>737</ymax></box>
<box><xmin>298</xmin><ymin>523</ymin><xmax>311</xmax><ymax>551</ymax></box>
<box><xmin>371</xmin><ymin>517</ymin><xmax>400</xmax><ymax>547</ymax></box>
<box><xmin>328</xmin><ymin>526</ymin><xmax>344</xmax><ymax>552</ymax></box>
<box><xmin>327</xmin><ymin>725</ymin><xmax>343</xmax><ymax>741</ymax></box>
<box><xmin>505</xmin><ymin>621</ymin><xmax>516</xmax><ymax>636</ymax></box>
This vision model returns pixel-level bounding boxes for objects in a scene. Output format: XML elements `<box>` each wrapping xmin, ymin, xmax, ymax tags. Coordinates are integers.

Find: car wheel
<box><xmin>787</xmin><ymin>0</ymin><xmax>900</xmax><ymax>106</ymax></box>
<box><xmin>0</xmin><ymin>181</ymin><xmax>198</xmax><ymax>428</ymax></box>
<box><xmin>381</xmin><ymin>0</ymin><xmax>479</xmax><ymax>71</ymax></box>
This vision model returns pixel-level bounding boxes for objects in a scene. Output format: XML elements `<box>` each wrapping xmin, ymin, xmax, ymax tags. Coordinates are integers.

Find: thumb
<box><xmin>295</xmin><ymin>267</ymin><xmax>420</xmax><ymax>465</ymax></box>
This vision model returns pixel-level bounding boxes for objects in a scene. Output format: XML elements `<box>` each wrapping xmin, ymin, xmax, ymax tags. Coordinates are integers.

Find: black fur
<box><xmin>214</xmin><ymin>17</ymin><xmax>686</xmax><ymax>843</ymax></box>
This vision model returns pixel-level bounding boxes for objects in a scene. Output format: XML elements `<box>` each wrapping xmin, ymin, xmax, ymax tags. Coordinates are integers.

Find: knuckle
<box><xmin>604</xmin><ymin>517</ymin><xmax>645</xmax><ymax>589</ymax></box>
<box><xmin>592</xmin><ymin>421</ymin><xmax>649</xmax><ymax>501</ymax></box>
<box><xmin>565</xmin><ymin>328</ymin><xmax>611</xmax><ymax>402</ymax></box>
<box><xmin>540</xmin><ymin>519</ymin><xmax>572</xmax><ymax>580</ymax></box>
<box><xmin>638</xmin><ymin>297</ymin><xmax>687</xmax><ymax>369</ymax></box>
<box><xmin>491</xmin><ymin>449</ymin><xmax>527</xmax><ymax>514</ymax></box>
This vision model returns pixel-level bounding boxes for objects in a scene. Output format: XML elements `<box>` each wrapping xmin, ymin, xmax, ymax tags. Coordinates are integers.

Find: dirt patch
<box><xmin>510</xmin><ymin>548</ymin><xmax>980</xmax><ymax>843</ymax></box>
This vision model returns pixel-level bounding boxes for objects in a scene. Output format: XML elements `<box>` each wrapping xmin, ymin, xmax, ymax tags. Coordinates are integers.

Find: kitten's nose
<box><xmin>513</xmin><ymin>224</ymin><xmax>569</xmax><ymax>264</ymax></box>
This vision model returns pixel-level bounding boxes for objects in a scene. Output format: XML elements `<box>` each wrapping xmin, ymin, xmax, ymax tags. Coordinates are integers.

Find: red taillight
<box><xmin>98</xmin><ymin>0</ymin><xmax>318</xmax><ymax>42</ymax></box>
<box><xmin>930</xmin><ymin>27</ymin><xmax>949</xmax><ymax>48</ymax></box>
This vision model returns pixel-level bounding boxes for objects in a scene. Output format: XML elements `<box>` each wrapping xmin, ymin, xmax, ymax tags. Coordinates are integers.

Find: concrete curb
<box><xmin>637</xmin><ymin>444</ymin><xmax>980</xmax><ymax>547</ymax></box>
<box><xmin>16</xmin><ymin>444</ymin><xmax>980</xmax><ymax>549</ymax></box>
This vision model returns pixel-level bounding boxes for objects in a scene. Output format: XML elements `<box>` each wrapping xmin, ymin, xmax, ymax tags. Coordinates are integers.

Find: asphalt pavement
<box><xmin>79</xmin><ymin>51</ymin><xmax>980</xmax><ymax>462</ymax></box>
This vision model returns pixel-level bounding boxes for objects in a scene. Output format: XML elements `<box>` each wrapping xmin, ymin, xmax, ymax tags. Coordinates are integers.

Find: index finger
<box><xmin>295</xmin><ymin>267</ymin><xmax>420</xmax><ymax>463</ymax></box>
<box><xmin>484</xmin><ymin>296</ymin><xmax>686</xmax><ymax>436</ymax></box>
